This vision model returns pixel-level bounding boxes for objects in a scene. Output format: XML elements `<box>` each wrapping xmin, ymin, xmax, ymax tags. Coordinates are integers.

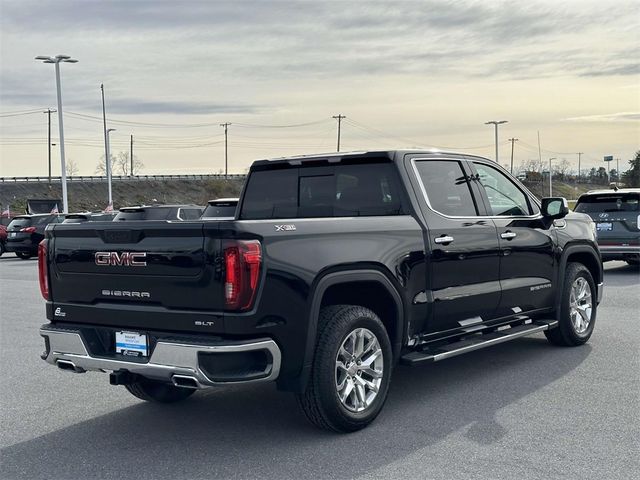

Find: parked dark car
<box><xmin>6</xmin><ymin>214</ymin><xmax>64</xmax><ymax>259</ymax></box>
<box><xmin>0</xmin><ymin>224</ymin><xmax>7</xmax><ymax>257</ymax></box>
<box><xmin>63</xmin><ymin>212</ymin><xmax>117</xmax><ymax>224</ymax></box>
<box><xmin>113</xmin><ymin>205</ymin><xmax>204</xmax><ymax>222</ymax></box>
<box><xmin>574</xmin><ymin>187</ymin><xmax>640</xmax><ymax>265</ymax></box>
<box><xmin>201</xmin><ymin>198</ymin><xmax>238</xmax><ymax>219</ymax></box>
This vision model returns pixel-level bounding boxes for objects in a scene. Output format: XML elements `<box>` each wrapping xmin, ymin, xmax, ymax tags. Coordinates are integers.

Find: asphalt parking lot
<box><xmin>0</xmin><ymin>256</ymin><xmax>638</xmax><ymax>480</ymax></box>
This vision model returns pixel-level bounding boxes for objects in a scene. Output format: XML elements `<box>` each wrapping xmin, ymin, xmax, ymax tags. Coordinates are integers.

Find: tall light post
<box><xmin>106</xmin><ymin>128</ymin><xmax>116</xmax><ymax>207</ymax></box>
<box><xmin>35</xmin><ymin>55</ymin><xmax>78</xmax><ymax>213</ymax></box>
<box><xmin>548</xmin><ymin>157</ymin><xmax>556</xmax><ymax>196</ymax></box>
<box><xmin>485</xmin><ymin>120</ymin><xmax>508</xmax><ymax>163</ymax></box>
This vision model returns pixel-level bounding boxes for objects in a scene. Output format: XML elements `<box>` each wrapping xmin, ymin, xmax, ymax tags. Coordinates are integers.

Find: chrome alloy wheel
<box><xmin>570</xmin><ymin>277</ymin><xmax>593</xmax><ymax>334</ymax></box>
<box><xmin>335</xmin><ymin>328</ymin><xmax>384</xmax><ymax>413</ymax></box>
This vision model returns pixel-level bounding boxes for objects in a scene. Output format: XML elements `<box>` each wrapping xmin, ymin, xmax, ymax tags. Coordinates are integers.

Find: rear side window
<box><xmin>575</xmin><ymin>194</ymin><xmax>639</xmax><ymax>213</ymax></box>
<box><xmin>414</xmin><ymin>160</ymin><xmax>478</xmax><ymax>217</ymax></box>
<box><xmin>240</xmin><ymin>162</ymin><xmax>407</xmax><ymax>219</ymax></box>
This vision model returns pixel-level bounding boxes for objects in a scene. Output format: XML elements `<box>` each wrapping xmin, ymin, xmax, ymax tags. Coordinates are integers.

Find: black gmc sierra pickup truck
<box><xmin>38</xmin><ymin>150</ymin><xmax>603</xmax><ymax>432</ymax></box>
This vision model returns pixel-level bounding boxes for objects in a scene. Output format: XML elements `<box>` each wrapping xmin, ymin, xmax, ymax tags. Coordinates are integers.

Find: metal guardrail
<box><xmin>0</xmin><ymin>174</ymin><xmax>246</xmax><ymax>183</ymax></box>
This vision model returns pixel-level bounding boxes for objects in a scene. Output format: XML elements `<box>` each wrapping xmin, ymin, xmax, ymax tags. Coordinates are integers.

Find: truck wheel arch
<box><xmin>556</xmin><ymin>244</ymin><xmax>603</xmax><ymax>311</ymax></box>
<box><xmin>297</xmin><ymin>269</ymin><xmax>405</xmax><ymax>391</ymax></box>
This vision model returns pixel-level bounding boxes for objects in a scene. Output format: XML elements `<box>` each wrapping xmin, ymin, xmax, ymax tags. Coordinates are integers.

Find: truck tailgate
<box><xmin>47</xmin><ymin>222</ymin><xmax>225</xmax><ymax>331</ymax></box>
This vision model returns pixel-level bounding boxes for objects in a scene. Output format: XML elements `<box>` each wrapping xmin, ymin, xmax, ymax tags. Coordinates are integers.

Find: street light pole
<box><xmin>106</xmin><ymin>128</ymin><xmax>116</xmax><ymax>207</ymax></box>
<box><xmin>549</xmin><ymin>157</ymin><xmax>556</xmax><ymax>196</ymax></box>
<box><xmin>485</xmin><ymin>120</ymin><xmax>508</xmax><ymax>163</ymax></box>
<box><xmin>43</xmin><ymin>108</ymin><xmax>56</xmax><ymax>185</ymax></box>
<box><xmin>35</xmin><ymin>55</ymin><xmax>78</xmax><ymax>213</ymax></box>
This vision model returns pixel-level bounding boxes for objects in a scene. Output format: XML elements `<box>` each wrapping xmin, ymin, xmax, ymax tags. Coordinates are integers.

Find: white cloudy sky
<box><xmin>0</xmin><ymin>0</ymin><xmax>638</xmax><ymax>176</ymax></box>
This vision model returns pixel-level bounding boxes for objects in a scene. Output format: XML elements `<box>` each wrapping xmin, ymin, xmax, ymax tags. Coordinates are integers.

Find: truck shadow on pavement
<box><xmin>1</xmin><ymin>337</ymin><xmax>590</xmax><ymax>480</ymax></box>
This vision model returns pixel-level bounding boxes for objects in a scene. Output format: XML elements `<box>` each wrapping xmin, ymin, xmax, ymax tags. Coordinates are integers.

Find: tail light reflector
<box><xmin>21</xmin><ymin>227</ymin><xmax>37</xmax><ymax>233</ymax></box>
<box><xmin>38</xmin><ymin>240</ymin><xmax>49</xmax><ymax>300</ymax></box>
<box><xmin>224</xmin><ymin>240</ymin><xmax>261</xmax><ymax>311</ymax></box>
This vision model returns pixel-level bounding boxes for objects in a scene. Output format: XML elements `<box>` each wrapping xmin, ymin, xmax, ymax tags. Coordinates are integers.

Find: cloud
<box><xmin>564</xmin><ymin>112</ymin><xmax>640</xmax><ymax>122</ymax></box>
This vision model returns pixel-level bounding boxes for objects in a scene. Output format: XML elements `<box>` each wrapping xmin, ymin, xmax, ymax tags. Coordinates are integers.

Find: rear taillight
<box><xmin>21</xmin><ymin>227</ymin><xmax>37</xmax><ymax>233</ymax></box>
<box><xmin>223</xmin><ymin>240</ymin><xmax>262</xmax><ymax>311</ymax></box>
<box><xmin>38</xmin><ymin>240</ymin><xmax>49</xmax><ymax>300</ymax></box>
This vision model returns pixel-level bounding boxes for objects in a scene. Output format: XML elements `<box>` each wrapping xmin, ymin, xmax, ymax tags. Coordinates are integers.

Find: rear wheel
<box><xmin>626</xmin><ymin>258</ymin><xmax>639</xmax><ymax>267</ymax></box>
<box><xmin>0</xmin><ymin>242</ymin><xmax>5</xmax><ymax>257</ymax></box>
<box><xmin>125</xmin><ymin>378</ymin><xmax>196</xmax><ymax>403</ymax></box>
<box><xmin>16</xmin><ymin>252</ymin><xmax>32</xmax><ymax>260</ymax></box>
<box><xmin>545</xmin><ymin>262</ymin><xmax>596</xmax><ymax>346</ymax></box>
<box><xmin>297</xmin><ymin>305</ymin><xmax>393</xmax><ymax>433</ymax></box>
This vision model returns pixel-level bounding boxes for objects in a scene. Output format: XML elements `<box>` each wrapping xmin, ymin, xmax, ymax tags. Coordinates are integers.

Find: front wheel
<box><xmin>125</xmin><ymin>378</ymin><xmax>196</xmax><ymax>403</ymax></box>
<box><xmin>297</xmin><ymin>305</ymin><xmax>393</xmax><ymax>433</ymax></box>
<box><xmin>545</xmin><ymin>262</ymin><xmax>597</xmax><ymax>346</ymax></box>
<box><xmin>16</xmin><ymin>252</ymin><xmax>32</xmax><ymax>260</ymax></box>
<box><xmin>626</xmin><ymin>258</ymin><xmax>639</xmax><ymax>267</ymax></box>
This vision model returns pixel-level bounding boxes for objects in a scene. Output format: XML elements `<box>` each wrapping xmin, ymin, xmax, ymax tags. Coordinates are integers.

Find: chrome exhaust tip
<box><xmin>56</xmin><ymin>359</ymin><xmax>85</xmax><ymax>373</ymax></box>
<box><xmin>171</xmin><ymin>375</ymin><xmax>201</xmax><ymax>389</ymax></box>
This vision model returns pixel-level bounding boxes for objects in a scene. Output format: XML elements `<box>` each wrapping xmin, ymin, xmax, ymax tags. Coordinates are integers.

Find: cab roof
<box><xmin>252</xmin><ymin>149</ymin><xmax>490</xmax><ymax>167</ymax></box>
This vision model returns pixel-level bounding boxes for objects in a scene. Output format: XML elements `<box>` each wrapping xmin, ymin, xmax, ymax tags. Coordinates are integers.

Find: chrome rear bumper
<box><xmin>40</xmin><ymin>327</ymin><xmax>281</xmax><ymax>388</ymax></box>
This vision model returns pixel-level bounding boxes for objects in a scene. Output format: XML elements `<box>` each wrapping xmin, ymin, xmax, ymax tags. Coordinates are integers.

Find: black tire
<box><xmin>625</xmin><ymin>259</ymin><xmax>639</xmax><ymax>267</ymax></box>
<box><xmin>0</xmin><ymin>242</ymin><xmax>5</xmax><ymax>257</ymax></box>
<box><xmin>297</xmin><ymin>305</ymin><xmax>393</xmax><ymax>433</ymax></box>
<box><xmin>545</xmin><ymin>262</ymin><xmax>597</xmax><ymax>347</ymax></box>
<box><xmin>125</xmin><ymin>378</ymin><xmax>196</xmax><ymax>403</ymax></box>
<box><xmin>16</xmin><ymin>252</ymin><xmax>32</xmax><ymax>260</ymax></box>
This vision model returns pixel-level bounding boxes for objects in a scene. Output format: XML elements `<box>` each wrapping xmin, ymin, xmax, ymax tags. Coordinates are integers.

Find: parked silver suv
<box><xmin>574</xmin><ymin>187</ymin><xmax>640</xmax><ymax>266</ymax></box>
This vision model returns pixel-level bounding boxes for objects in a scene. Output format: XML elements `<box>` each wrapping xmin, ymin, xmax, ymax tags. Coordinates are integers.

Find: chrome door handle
<box><xmin>500</xmin><ymin>231</ymin><xmax>517</xmax><ymax>240</ymax></box>
<box><xmin>434</xmin><ymin>235</ymin><xmax>454</xmax><ymax>244</ymax></box>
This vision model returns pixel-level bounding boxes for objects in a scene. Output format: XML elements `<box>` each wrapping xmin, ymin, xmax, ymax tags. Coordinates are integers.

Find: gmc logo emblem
<box><xmin>95</xmin><ymin>251</ymin><xmax>147</xmax><ymax>267</ymax></box>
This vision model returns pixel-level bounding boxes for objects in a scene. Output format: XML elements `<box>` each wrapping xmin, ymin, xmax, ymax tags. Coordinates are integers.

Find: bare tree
<box><xmin>115</xmin><ymin>151</ymin><xmax>144</xmax><ymax>176</ymax></box>
<box><xmin>553</xmin><ymin>158</ymin><xmax>572</xmax><ymax>180</ymax></box>
<box><xmin>66</xmin><ymin>158</ymin><xmax>79</xmax><ymax>176</ymax></box>
<box><xmin>95</xmin><ymin>154</ymin><xmax>115</xmax><ymax>175</ymax></box>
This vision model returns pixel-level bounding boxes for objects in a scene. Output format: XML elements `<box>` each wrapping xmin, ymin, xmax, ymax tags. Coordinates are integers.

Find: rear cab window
<box><xmin>202</xmin><ymin>203</ymin><xmax>237</xmax><ymax>218</ymax></box>
<box><xmin>240</xmin><ymin>160</ymin><xmax>407</xmax><ymax>219</ymax></box>
<box><xmin>114</xmin><ymin>208</ymin><xmax>173</xmax><ymax>221</ymax></box>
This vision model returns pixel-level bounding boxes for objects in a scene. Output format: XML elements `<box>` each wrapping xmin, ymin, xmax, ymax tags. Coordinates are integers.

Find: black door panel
<box><xmin>470</xmin><ymin>161</ymin><xmax>556</xmax><ymax>316</ymax></box>
<box><xmin>408</xmin><ymin>158</ymin><xmax>501</xmax><ymax>333</ymax></box>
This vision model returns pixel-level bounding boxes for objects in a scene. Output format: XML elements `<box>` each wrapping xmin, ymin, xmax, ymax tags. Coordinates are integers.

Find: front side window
<box><xmin>414</xmin><ymin>160</ymin><xmax>478</xmax><ymax>217</ymax></box>
<box><xmin>474</xmin><ymin>163</ymin><xmax>533</xmax><ymax>216</ymax></box>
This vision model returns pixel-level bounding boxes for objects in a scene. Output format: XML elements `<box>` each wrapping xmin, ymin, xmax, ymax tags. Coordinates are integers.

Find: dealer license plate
<box><xmin>115</xmin><ymin>331</ymin><xmax>148</xmax><ymax>357</ymax></box>
<box><xmin>597</xmin><ymin>222</ymin><xmax>612</xmax><ymax>231</ymax></box>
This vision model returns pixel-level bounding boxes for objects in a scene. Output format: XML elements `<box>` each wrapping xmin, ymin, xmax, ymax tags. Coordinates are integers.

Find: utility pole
<box><xmin>130</xmin><ymin>134</ymin><xmax>134</xmax><ymax>177</ymax></box>
<box><xmin>508</xmin><ymin>137</ymin><xmax>518</xmax><ymax>174</ymax></box>
<box><xmin>616</xmin><ymin>158</ymin><xmax>620</xmax><ymax>182</ymax></box>
<box><xmin>332</xmin><ymin>114</ymin><xmax>346</xmax><ymax>152</ymax></box>
<box><xmin>220</xmin><ymin>122</ymin><xmax>231</xmax><ymax>178</ymax></box>
<box><xmin>549</xmin><ymin>157</ymin><xmax>556</xmax><ymax>197</ymax></box>
<box><xmin>43</xmin><ymin>108</ymin><xmax>56</xmax><ymax>184</ymax></box>
<box><xmin>577</xmin><ymin>152</ymin><xmax>583</xmax><ymax>183</ymax></box>
<box><xmin>485</xmin><ymin>120</ymin><xmax>508</xmax><ymax>163</ymax></box>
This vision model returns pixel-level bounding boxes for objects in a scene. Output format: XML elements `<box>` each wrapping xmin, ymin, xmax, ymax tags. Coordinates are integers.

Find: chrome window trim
<box><xmin>410</xmin><ymin>157</ymin><xmax>543</xmax><ymax>221</ymax></box>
